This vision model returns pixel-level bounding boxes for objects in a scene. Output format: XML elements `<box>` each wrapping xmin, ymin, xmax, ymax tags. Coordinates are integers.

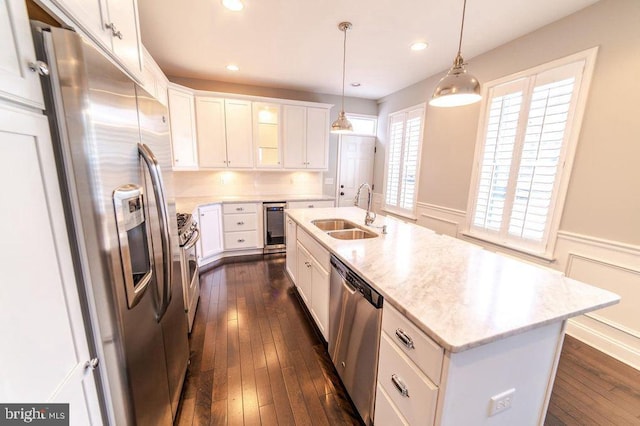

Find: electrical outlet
<box><xmin>488</xmin><ymin>388</ymin><xmax>515</xmax><ymax>417</ymax></box>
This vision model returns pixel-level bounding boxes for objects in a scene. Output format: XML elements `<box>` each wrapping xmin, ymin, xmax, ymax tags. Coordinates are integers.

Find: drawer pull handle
<box><xmin>238</xmin><ymin>239</ymin><xmax>245</xmax><ymax>243</ymax></box>
<box><xmin>395</xmin><ymin>328</ymin><xmax>415</xmax><ymax>349</ymax></box>
<box><xmin>237</xmin><ymin>221</ymin><xmax>244</xmax><ymax>225</ymax></box>
<box><xmin>236</xmin><ymin>207</ymin><xmax>244</xmax><ymax>211</ymax></box>
<box><xmin>391</xmin><ymin>374</ymin><xmax>409</xmax><ymax>398</ymax></box>
<box><xmin>308</xmin><ymin>205</ymin><xmax>314</xmax><ymax>208</ymax></box>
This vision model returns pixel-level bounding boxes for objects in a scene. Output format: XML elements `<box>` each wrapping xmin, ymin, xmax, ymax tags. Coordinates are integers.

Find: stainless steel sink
<box><xmin>312</xmin><ymin>219</ymin><xmax>359</xmax><ymax>231</ymax></box>
<box><xmin>326</xmin><ymin>229</ymin><xmax>378</xmax><ymax>240</ymax></box>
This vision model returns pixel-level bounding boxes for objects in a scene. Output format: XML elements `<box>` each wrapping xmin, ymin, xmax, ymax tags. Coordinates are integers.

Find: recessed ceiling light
<box><xmin>351</xmin><ymin>82</ymin><xmax>361</xmax><ymax>87</ymax></box>
<box><xmin>222</xmin><ymin>0</ymin><xmax>244</xmax><ymax>11</ymax></box>
<box><xmin>226</xmin><ymin>64</ymin><xmax>239</xmax><ymax>71</ymax></box>
<box><xmin>410</xmin><ymin>41</ymin><xmax>429</xmax><ymax>51</ymax></box>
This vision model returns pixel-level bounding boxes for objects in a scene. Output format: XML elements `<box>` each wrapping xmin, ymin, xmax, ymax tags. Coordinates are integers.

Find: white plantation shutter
<box><xmin>468</xmin><ymin>55</ymin><xmax>593</xmax><ymax>256</ymax></box>
<box><xmin>384</xmin><ymin>105</ymin><xmax>425</xmax><ymax>216</ymax></box>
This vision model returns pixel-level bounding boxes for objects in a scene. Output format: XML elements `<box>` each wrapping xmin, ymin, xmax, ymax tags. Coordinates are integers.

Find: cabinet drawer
<box><xmin>378</xmin><ymin>334</ymin><xmax>438</xmax><ymax>426</ymax></box>
<box><xmin>223</xmin><ymin>231</ymin><xmax>258</xmax><ymax>250</ymax></box>
<box><xmin>223</xmin><ymin>203</ymin><xmax>257</xmax><ymax>214</ymax></box>
<box><xmin>287</xmin><ymin>200</ymin><xmax>334</xmax><ymax>209</ymax></box>
<box><xmin>297</xmin><ymin>227</ymin><xmax>330</xmax><ymax>271</ymax></box>
<box><xmin>382</xmin><ymin>304</ymin><xmax>443</xmax><ymax>385</ymax></box>
<box><xmin>375</xmin><ymin>383</ymin><xmax>409</xmax><ymax>426</ymax></box>
<box><xmin>223</xmin><ymin>213</ymin><xmax>257</xmax><ymax>232</ymax></box>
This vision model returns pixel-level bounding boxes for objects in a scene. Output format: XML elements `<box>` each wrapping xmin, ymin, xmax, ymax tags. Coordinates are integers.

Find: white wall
<box><xmin>374</xmin><ymin>0</ymin><xmax>640</xmax><ymax>369</ymax></box>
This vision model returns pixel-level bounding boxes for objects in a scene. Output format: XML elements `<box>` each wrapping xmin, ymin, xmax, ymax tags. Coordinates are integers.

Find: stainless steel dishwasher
<box><xmin>328</xmin><ymin>255</ymin><xmax>383</xmax><ymax>425</ymax></box>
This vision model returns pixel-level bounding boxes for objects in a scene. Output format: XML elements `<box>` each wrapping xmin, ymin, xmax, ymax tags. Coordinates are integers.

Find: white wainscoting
<box><xmin>390</xmin><ymin>200</ymin><xmax>640</xmax><ymax>371</ymax></box>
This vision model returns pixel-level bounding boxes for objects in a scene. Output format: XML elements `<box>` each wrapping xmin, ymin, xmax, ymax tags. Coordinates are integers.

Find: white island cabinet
<box><xmin>197</xmin><ymin>204</ymin><xmax>223</xmax><ymax>260</ymax></box>
<box><xmin>285</xmin><ymin>207</ymin><xmax>619</xmax><ymax>426</ymax></box>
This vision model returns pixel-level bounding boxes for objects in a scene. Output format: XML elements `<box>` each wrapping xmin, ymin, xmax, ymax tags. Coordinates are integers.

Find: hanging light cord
<box><xmin>340</xmin><ymin>25</ymin><xmax>348</xmax><ymax>112</ymax></box>
<box><xmin>457</xmin><ymin>0</ymin><xmax>467</xmax><ymax>57</ymax></box>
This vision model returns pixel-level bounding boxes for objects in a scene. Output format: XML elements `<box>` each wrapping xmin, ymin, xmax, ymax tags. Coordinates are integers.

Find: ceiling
<box><xmin>138</xmin><ymin>0</ymin><xmax>599</xmax><ymax>100</ymax></box>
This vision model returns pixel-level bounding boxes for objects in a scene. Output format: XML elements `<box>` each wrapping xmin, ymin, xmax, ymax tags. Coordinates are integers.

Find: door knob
<box><xmin>340</xmin><ymin>184</ymin><xmax>344</xmax><ymax>188</ymax></box>
<box><xmin>340</xmin><ymin>192</ymin><xmax>345</xmax><ymax>196</ymax></box>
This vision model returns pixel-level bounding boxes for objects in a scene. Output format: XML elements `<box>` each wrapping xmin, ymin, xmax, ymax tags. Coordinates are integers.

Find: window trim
<box><xmin>345</xmin><ymin>113</ymin><xmax>378</xmax><ymax>136</ymax></box>
<box><xmin>382</xmin><ymin>103</ymin><xmax>426</xmax><ymax>219</ymax></box>
<box><xmin>464</xmin><ymin>47</ymin><xmax>599</xmax><ymax>259</ymax></box>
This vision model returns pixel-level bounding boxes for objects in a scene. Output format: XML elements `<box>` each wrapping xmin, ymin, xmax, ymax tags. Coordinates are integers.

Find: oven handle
<box><xmin>183</xmin><ymin>229</ymin><xmax>200</xmax><ymax>250</ymax></box>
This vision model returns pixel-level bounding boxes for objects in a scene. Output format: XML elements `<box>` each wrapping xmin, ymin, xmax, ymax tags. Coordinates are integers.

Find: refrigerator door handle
<box><xmin>138</xmin><ymin>143</ymin><xmax>172</xmax><ymax>321</ymax></box>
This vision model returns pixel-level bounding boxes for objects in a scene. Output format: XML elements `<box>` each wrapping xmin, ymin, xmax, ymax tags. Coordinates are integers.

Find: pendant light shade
<box><xmin>430</xmin><ymin>0</ymin><xmax>481</xmax><ymax>107</ymax></box>
<box><xmin>331</xmin><ymin>22</ymin><xmax>353</xmax><ymax>134</ymax></box>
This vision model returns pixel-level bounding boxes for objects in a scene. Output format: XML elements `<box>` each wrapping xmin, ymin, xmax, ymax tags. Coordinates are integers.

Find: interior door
<box><xmin>337</xmin><ymin>135</ymin><xmax>376</xmax><ymax>207</ymax></box>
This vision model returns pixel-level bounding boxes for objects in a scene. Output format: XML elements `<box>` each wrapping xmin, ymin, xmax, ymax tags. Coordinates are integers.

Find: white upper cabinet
<box><xmin>283</xmin><ymin>105</ymin><xmax>330</xmax><ymax>170</ymax></box>
<box><xmin>51</xmin><ymin>0</ymin><xmax>143</xmax><ymax>77</ymax></box>
<box><xmin>196</xmin><ymin>96</ymin><xmax>227</xmax><ymax>168</ymax></box>
<box><xmin>283</xmin><ymin>105</ymin><xmax>306</xmax><ymax>168</ymax></box>
<box><xmin>140</xmin><ymin>46</ymin><xmax>168</xmax><ymax>106</ymax></box>
<box><xmin>253</xmin><ymin>102</ymin><xmax>281</xmax><ymax>168</ymax></box>
<box><xmin>224</xmin><ymin>99</ymin><xmax>253</xmax><ymax>168</ymax></box>
<box><xmin>168</xmin><ymin>86</ymin><xmax>198</xmax><ymax>169</ymax></box>
<box><xmin>305</xmin><ymin>107</ymin><xmax>329</xmax><ymax>169</ymax></box>
<box><xmin>0</xmin><ymin>0</ymin><xmax>45</xmax><ymax>108</ymax></box>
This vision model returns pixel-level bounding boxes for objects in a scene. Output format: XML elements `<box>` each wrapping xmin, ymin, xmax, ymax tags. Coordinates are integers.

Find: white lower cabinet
<box><xmin>295</xmin><ymin>231</ymin><xmax>330</xmax><ymax>340</ymax></box>
<box><xmin>198</xmin><ymin>204</ymin><xmax>223</xmax><ymax>260</ymax></box>
<box><xmin>375</xmin><ymin>304</ymin><xmax>441</xmax><ymax>425</ymax></box>
<box><xmin>222</xmin><ymin>203</ymin><xmax>261</xmax><ymax>251</ymax></box>
<box><xmin>375</xmin><ymin>383</ymin><xmax>409</xmax><ymax>426</ymax></box>
<box><xmin>285</xmin><ymin>216</ymin><xmax>297</xmax><ymax>282</ymax></box>
<box><xmin>377</xmin><ymin>333</ymin><xmax>438</xmax><ymax>425</ymax></box>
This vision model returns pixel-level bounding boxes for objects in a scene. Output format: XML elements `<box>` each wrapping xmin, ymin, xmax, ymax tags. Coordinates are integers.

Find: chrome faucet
<box><xmin>354</xmin><ymin>183</ymin><xmax>377</xmax><ymax>226</ymax></box>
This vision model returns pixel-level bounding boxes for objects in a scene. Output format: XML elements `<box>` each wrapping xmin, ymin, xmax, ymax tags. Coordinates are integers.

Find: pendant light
<box><xmin>430</xmin><ymin>0</ymin><xmax>481</xmax><ymax>107</ymax></box>
<box><xmin>331</xmin><ymin>22</ymin><xmax>354</xmax><ymax>134</ymax></box>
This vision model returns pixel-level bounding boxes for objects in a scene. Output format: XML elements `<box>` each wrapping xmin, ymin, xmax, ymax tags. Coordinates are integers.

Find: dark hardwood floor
<box><xmin>177</xmin><ymin>256</ymin><xmax>640</xmax><ymax>425</ymax></box>
<box><xmin>545</xmin><ymin>335</ymin><xmax>640</xmax><ymax>426</ymax></box>
<box><xmin>176</xmin><ymin>256</ymin><xmax>363</xmax><ymax>426</ymax></box>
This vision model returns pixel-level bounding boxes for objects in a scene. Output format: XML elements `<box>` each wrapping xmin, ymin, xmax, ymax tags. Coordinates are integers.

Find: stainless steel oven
<box><xmin>263</xmin><ymin>202</ymin><xmax>286</xmax><ymax>254</ymax></box>
<box><xmin>177</xmin><ymin>213</ymin><xmax>200</xmax><ymax>332</ymax></box>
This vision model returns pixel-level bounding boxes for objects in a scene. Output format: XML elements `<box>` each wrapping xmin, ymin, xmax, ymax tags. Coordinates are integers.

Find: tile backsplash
<box><xmin>173</xmin><ymin>170</ymin><xmax>323</xmax><ymax>197</ymax></box>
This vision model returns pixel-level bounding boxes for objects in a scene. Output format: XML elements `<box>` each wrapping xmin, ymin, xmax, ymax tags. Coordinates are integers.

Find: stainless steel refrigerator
<box><xmin>33</xmin><ymin>24</ymin><xmax>189</xmax><ymax>425</ymax></box>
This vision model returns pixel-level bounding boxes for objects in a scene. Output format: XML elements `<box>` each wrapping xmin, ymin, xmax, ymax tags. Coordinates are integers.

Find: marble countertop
<box><xmin>286</xmin><ymin>207</ymin><xmax>620</xmax><ymax>353</ymax></box>
<box><xmin>175</xmin><ymin>194</ymin><xmax>335</xmax><ymax>213</ymax></box>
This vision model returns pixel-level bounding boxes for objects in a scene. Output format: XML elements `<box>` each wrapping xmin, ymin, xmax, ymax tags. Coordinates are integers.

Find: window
<box><xmin>345</xmin><ymin>113</ymin><xmax>377</xmax><ymax>136</ymax></box>
<box><xmin>383</xmin><ymin>104</ymin><xmax>425</xmax><ymax>218</ymax></box>
<box><xmin>466</xmin><ymin>48</ymin><xmax>597</xmax><ymax>257</ymax></box>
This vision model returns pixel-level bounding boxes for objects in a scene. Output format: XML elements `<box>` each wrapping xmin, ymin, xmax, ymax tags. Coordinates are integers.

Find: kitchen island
<box><xmin>285</xmin><ymin>207</ymin><xmax>619</xmax><ymax>425</ymax></box>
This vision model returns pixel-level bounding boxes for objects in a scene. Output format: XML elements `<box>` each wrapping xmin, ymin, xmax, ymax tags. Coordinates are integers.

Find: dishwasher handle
<box><xmin>330</xmin><ymin>255</ymin><xmax>383</xmax><ymax>308</ymax></box>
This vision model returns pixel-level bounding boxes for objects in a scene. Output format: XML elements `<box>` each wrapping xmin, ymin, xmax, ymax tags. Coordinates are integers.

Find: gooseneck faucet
<box><xmin>354</xmin><ymin>183</ymin><xmax>377</xmax><ymax>226</ymax></box>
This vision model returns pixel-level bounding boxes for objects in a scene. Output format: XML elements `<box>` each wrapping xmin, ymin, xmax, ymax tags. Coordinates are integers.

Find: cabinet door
<box><xmin>168</xmin><ymin>87</ymin><xmax>198</xmax><ymax>169</ymax></box>
<box><xmin>0</xmin><ymin>106</ymin><xmax>100</xmax><ymax>422</ymax></box>
<box><xmin>282</xmin><ymin>105</ymin><xmax>307</xmax><ymax>168</ymax></box>
<box><xmin>306</xmin><ymin>107</ymin><xmax>329</xmax><ymax>169</ymax></box>
<box><xmin>104</xmin><ymin>0</ymin><xmax>142</xmax><ymax>75</ymax></box>
<box><xmin>310</xmin><ymin>258</ymin><xmax>330</xmax><ymax>340</ymax></box>
<box><xmin>0</xmin><ymin>0</ymin><xmax>45</xmax><ymax>108</ymax></box>
<box><xmin>50</xmin><ymin>0</ymin><xmax>111</xmax><ymax>56</ymax></box>
<box><xmin>224</xmin><ymin>99</ymin><xmax>254</xmax><ymax>168</ymax></box>
<box><xmin>296</xmin><ymin>242</ymin><xmax>312</xmax><ymax>307</ymax></box>
<box><xmin>196</xmin><ymin>97</ymin><xmax>227</xmax><ymax>168</ymax></box>
<box><xmin>285</xmin><ymin>216</ymin><xmax>297</xmax><ymax>283</ymax></box>
<box><xmin>253</xmin><ymin>102</ymin><xmax>281</xmax><ymax>168</ymax></box>
<box><xmin>198</xmin><ymin>204</ymin><xmax>223</xmax><ymax>259</ymax></box>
